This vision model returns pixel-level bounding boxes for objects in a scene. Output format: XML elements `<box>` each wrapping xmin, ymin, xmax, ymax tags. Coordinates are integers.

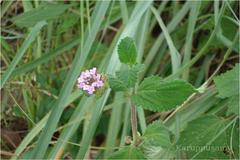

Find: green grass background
<box><xmin>0</xmin><ymin>0</ymin><xmax>239</xmax><ymax>159</ymax></box>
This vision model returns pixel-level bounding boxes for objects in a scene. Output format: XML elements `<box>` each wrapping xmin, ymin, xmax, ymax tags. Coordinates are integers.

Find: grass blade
<box><xmin>48</xmin><ymin>96</ymin><xmax>89</xmax><ymax>159</ymax></box>
<box><xmin>166</xmin><ymin>2</ymin><xmax>227</xmax><ymax>80</ymax></box>
<box><xmin>31</xmin><ymin>1</ymin><xmax>111</xmax><ymax>158</ymax></box>
<box><xmin>11</xmin><ymin>37</ymin><xmax>80</xmax><ymax>77</ymax></box>
<box><xmin>120</xmin><ymin>103</ymin><xmax>131</xmax><ymax>147</ymax></box>
<box><xmin>1</xmin><ymin>21</ymin><xmax>46</xmax><ymax>88</ymax></box>
<box><xmin>143</xmin><ymin>2</ymin><xmax>191</xmax><ymax>75</ymax></box>
<box><xmin>182</xmin><ymin>1</ymin><xmax>201</xmax><ymax>80</ymax></box>
<box><xmin>1</xmin><ymin>0</ymin><xmax>13</xmax><ymax>18</ymax></box>
<box><xmin>11</xmin><ymin>90</ymin><xmax>83</xmax><ymax>159</ymax></box>
<box><xmin>120</xmin><ymin>0</ymin><xmax>129</xmax><ymax>25</ymax></box>
<box><xmin>103</xmin><ymin>93</ymin><xmax>124</xmax><ymax>158</ymax></box>
<box><xmin>151</xmin><ymin>6</ymin><xmax>181</xmax><ymax>74</ymax></box>
<box><xmin>75</xmin><ymin>91</ymin><xmax>110</xmax><ymax>158</ymax></box>
<box><xmin>164</xmin><ymin>88</ymin><xmax>218</xmax><ymax>131</ymax></box>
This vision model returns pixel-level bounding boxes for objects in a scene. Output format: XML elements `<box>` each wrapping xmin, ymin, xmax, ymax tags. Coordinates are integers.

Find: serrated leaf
<box><xmin>109</xmin><ymin>64</ymin><xmax>144</xmax><ymax>91</ymax></box>
<box><xmin>117</xmin><ymin>37</ymin><xmax>137</xmax><ymax>65</ymax></box>
<box><xmin>143</xmin><ymin>120</ymin><xmax>172</xmax><ymax>148</ymax></box>
<box><xmin>108</xmin><ymin>76</ymin><xmax>127</xmax><ymax>91</ymax></box>
<box><xmin>141</xmin><ymin>121</ymin><xmax>174</xmax><ymax>159</ymax></box>
<box><xmin>116</xmin><ymin>64</ymin><xmax>144</xmax><ymax>88</ymax></box>
<box><xmin>132</xmin><ymin>76</ymin><xmax>196</xmax><ymax>112</ymax></box>
<box><xmin>12</xmin><ymin>4</ymin><xmax>72</xmax><ymax>27</ymax></box>
<box><xmin>176</xmin><ymin>115</ymin><xmax>229</xmax><ymax>159</ymax></box>
<box><xmin>214</xmin><ymin>64</ymin><xmax>239</xmax><ymax>98</ymax></box>
<box><xmin>108</xmin><ymin>146</ymin><xmax>145</xmax><ymax>159</ymax></box>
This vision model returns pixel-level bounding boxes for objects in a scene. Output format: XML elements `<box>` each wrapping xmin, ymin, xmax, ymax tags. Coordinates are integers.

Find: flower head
<box><xmin>77</xmin><ymin>67</ymin><xmax>104</xmax><ymax>95</ymax></box>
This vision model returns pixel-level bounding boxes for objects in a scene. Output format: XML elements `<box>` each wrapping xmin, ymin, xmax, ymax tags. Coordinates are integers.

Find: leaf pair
<box><xmin>109</xmin><ymin>64</ymin><xmax>144</xmax><ymax>91</ymax></box>
<box><xmin>110</xmin><ymin>37</ymin><xmax>197</xmax><ymax>112</ymax></box>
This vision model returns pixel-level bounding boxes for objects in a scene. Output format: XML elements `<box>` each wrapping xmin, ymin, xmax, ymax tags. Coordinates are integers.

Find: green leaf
<box><xmin>214</xmin><ymin>64</ymin><xmax>239</xmax><ymax>116</ymax></box>
<box><xmin>108</xmin><ymin>76</ymin><xmax>128</xmax><ymax>91</ymax></box>
<box><xmin>214</xmin><ymin>63</ymin><xmax>239</xmax><ymax>98</ymax></box>
<box><xmin>143</xmin><ymin>120</ymin><xmax>172</xmax><ymax>148</ymax></box>
<box><xmin>227</xmin><ymin>95</ymin><xmax>239</xmax><ymax>116</ymax></box>
<box><xmin>117</xmin><ymin>37</ymin><xmax>137</xmax><ymax>65</ymax></box>
<box><xmin>226</xmin><ymin>121</ymin><xmax>239</xmax><ymax>159</ymax></box>
<box><xmin>132</xmin><ymin>76</ymin><xmax>196</xmax><ymax>112</ymax></box>
<box><xmin>12</xmin><ymin>4</ymin><xmax>72</xmax><ymax>27</ymax></box>
<box><xmin>176</xmin><ymin>115</ymin><xmax>229</xmax><ymax>159</ymax></box>
<box><xmin>141</xmin><ymin>121</ymin><xmax>174</xmax><ymax>159</ymax></box>
<box><xmin>108</xmin><ymin>146</ymin><xmax>146</xmax><ymax>159</ymax></box>
<box><xmin>117</xmin><ymin>64</ymin><xmax>144</xmax><ymax>87</ymax></box>
<box><xmin>109</xmin><ymin>64</ymin><xmax>144</xmax><ymax>91</ymax></box>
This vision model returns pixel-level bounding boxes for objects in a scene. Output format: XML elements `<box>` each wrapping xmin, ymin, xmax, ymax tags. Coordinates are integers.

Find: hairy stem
<box><xmin>131</xmin><ymin>101</ymin><xmax>138</xmax><ymax>146</ymax></box>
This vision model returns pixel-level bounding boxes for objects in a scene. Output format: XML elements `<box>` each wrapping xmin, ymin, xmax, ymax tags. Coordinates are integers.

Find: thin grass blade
<box><xmin>1</xmin><ymin>21</ymin><xmax>46</xmax><ymax>88</ymax></box>
<box><xmin>31</xmin><ymin>1</ymin><xmax>111</xmax><ymax>158</ymax></box>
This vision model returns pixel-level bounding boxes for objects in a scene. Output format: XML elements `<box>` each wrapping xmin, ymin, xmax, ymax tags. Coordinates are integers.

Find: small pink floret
<box><xmin>96</xmin><ymin>80</ymin><xmax>104</xmax><ymax>87</ymax></box>
<box><xmin>89</xmin><ymin>67</ymin><xmax>97</xmax><ymax>74</ymax></box>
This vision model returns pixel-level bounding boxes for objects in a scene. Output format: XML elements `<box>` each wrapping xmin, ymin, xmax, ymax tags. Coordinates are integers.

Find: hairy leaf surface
<box><xmin>109</xmin><ymin>64</ymin><xmax>144</xmax><ymax>91</ymax></box>
<box><xmin>117</xmin><ymin>37</ymin><xmax>137</xmax><ymax>65</ymax></box>
<box><xmin>214</xmin><ymin>64</ymin><xmax>239</xmax><ymax>115</ymax></box>
<box><xmin>176</xmin><ymin>115</ymin><xmax>229</xmax><ymax>159</ymax></box>
<box><xmin>214</xmin><ymin>63</ymin><xmax>239</xmax><ymax>98</ymax></box>
<box><xmin>132</xmin><ymin>76</ymin><xmax>196</xmax><ymax>112</ymax></box>
<box><xmin>143</xmin><ymin>120</ymin><xmax>172</xmax><ymax>148</ymax></box>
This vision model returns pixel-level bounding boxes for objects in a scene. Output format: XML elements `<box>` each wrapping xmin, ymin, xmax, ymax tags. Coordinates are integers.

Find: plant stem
<box><xmin>130</xmin><ymin>97</ymin><xmax>138</xmax><ymax>146</ymax></box>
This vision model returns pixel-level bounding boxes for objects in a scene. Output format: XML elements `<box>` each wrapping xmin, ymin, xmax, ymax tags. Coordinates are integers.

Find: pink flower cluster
<box><xmin>77</xmin><ymin>67</ymin><xmax>104</xmax><ymax>95</ymax></box>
